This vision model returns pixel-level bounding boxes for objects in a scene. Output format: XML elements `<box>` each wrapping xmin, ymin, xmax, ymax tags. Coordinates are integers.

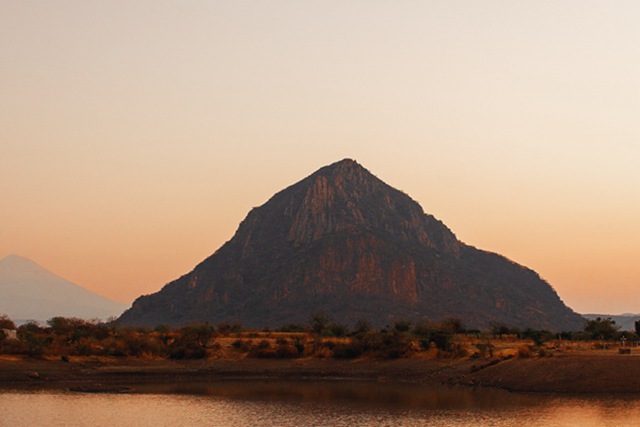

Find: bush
<box><xmin>412</xmin><ymin>321</ymin><xmax>453</xmax><ymax>351</ymax></box>
<box><xmin>324</xmin><ymin>323</ymin><xmax>349</xmax><ymax>337</ymax></box>
<box><xmin>169</xmin><ymin>346</ymin><xmax>207</xmax><ymax>360</ymax></box>
<box><xmin>0</xmin><ymin>337</ymin><xmax>29</xmax><ymax>355</ymax></box>
<box><xmin>332</xmin><ymin>341</ymin><xmax>364</xmax><ymax>359</ymax></box>
<box><xmin>0</xmin><ymin>314</ymin><xmax>16</xmax><ymax>330</ymax></box>
<box><xmin>353</xmin><ymin>319</ymin><xmax>371</xmax><ymax>335</ymax></box>
<box><xmin>360</xmin><ymin>331</ymin><xmax>411</xmax><ymax>359</ymax></box>
<box><xmin>277</xmin><ymin>324</ymin><xmax>306</xmax><ymax>333</ymax></box>
<box><xmin>517</xmin><ymin>346</ymin><xmax>533</xmax><ymax>358</ymax></box>
<box><xmin>17</xmin><ymin>322</ymin><xmax>47</xmax><ymax>357</ymax></box>
<box><xmin>522</xmin><ymin>328</ymin><xmax>552</xmax><ymax>347</ymax></box>
<box><xmin>393</xmin><ymin>320</ymin><xmax>412</xmax><ymax>333</ymax></box>
<box><xmin>233</xmin><ymin>339</ymin><xmax>251</xmax><ymax>352</ymax></box>
<box><xmin>475</xmin><ymin>342</ymin><xmax>494</xmax><ymax>358</ymax></box>
<box><xmin>275</xmin><ymin>342</ymin><xmax>300</xmax><ymax>358</ymax></box>
<box><xmin>216</xmin><ymin>322</ymin><xmax>242</xmax><ymax>336</ymax></box>
<box><xmin>293</xmin><ymin>339</ymin><xmax>305</xmax><ymax>355</ymax></box>
<box><xmin>309</xmin><ymin>311</ymin><xmax>330</xmax><ymax>335</ymax></box>
<box><xmin>249</xmin><ymin>340</ymin><xmax>276</xmax><ymax>358</ymax></box>
<box><xmin>585</xmin><ymin>317</ymin><xmax>619</xmax><ymax>341</ymax></box>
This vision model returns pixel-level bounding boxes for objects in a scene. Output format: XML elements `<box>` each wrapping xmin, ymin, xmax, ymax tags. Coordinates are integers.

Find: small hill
<box><xmin>0</xmin><ymin>255</ymin><xmax>127</xmax><ymax>322</ymax></box>
<box><xmin>119</xmin><ymin>159</ymin><xmax>585</xmax><ymax>331</ymax></box>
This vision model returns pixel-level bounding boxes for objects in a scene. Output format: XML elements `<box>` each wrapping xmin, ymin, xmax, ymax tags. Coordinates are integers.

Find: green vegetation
<box><xmin>0</xmin><ymin>313</ymin><xmax>638</xmax><ymax>361</ymax></box>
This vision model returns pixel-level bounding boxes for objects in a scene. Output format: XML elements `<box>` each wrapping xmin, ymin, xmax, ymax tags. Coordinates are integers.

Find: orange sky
<box><xmin>1</xmin><ymin>2</ymin><xmax>639</xmax><ymax>314</ymax></box>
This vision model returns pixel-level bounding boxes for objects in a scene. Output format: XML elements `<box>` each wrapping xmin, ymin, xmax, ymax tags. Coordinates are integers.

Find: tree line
<box><xmin>0</xmin><ymin>313</ymin><xmax>636</xmax><ymax>360</ymax></box>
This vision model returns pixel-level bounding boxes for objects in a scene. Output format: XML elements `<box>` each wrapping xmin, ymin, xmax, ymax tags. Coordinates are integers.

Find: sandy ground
<box><xmin>2</xmin><ymin>349</ymin><xmax>640</xmax><ymax>394</ymax></box>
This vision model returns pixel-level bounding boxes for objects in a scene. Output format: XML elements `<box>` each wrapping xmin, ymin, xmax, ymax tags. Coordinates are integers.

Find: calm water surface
<box><xmin>2</xmin><ymin>380</ymin><xmax>640</xmax><ymax>427</ymax></box>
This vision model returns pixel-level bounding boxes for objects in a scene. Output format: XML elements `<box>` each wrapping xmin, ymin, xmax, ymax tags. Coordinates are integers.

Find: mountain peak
<box><xmin>322</xmin><ymin>158</ymin><xmax>362</xmax><ymax>173</ymax></box>
<box><xmin>314</xmin><ymin>158</ymin><xmax>373</xmax><ymax>183</ymax></box>
<box><xmin>119</xmin><ymin>160</ymin><xmax>584</xmax><ymax>331</ymax></box>
<box><xmin>0</xmin><ymin>255</ymin><xmax>127</xmax><ymax>321</ymax></box>
<box><xmin>1</xmin><ymin>254</ymin><xmax>37</xmax><ymax>264</ymax></box>
<box><xmin>0</xmin><ymin>254</ymin><xmax>47</xmax><ymax>275</ymax></box>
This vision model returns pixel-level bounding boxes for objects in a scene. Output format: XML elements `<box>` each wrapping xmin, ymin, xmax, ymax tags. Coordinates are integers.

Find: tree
<box><xmin>309</xmin><ymin>311</ymin><xmax>330</xmax><ymax>335</ymax></box>
<box><xmin>17</xmin><ymin>321</ymin><xmax>46</xmax><ymax>356</ymax></box>
<box><xmin>522</xmin><ymin>328</ymin><xmax>552</xmax><ymax>347</ymax></box>
<box><xmin>392</xmin><ymin>320</ymin><xmax>412</xmax><ymax>333</ymax></box>
<box><xmin>179</xmin><ymin>323</ymin><xmax>215</xmax><ymax>348</ymax></box>
<box><xmin>0</xmin><ymin>314</ymin><xmax>16</xmax><ymax>330</ymax></box>
<box><xmin>353</xmin><ymin>319</ymin><xmax>371</xmax><ymax>335</ymax></box>
<box><xmin>440</xmin><ymin>318</ymin><xmax>465</xmax><ymax>334</ymax></box>
<box><xmin>585</xmin><ymin>317</ymin><xmax>619</xmax><ymax>341</ymax></box>
<box><xmin>326</xmin><ymin>322</ymin><xmax>348</xmax><ymax>337</ymax></box>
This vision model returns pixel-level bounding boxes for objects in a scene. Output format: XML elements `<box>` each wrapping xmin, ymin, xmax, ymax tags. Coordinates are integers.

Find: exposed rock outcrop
<box><xmin>119</xmin><ymin>159</ymin><xmax>584</xmax><ymax>331</ymax></box>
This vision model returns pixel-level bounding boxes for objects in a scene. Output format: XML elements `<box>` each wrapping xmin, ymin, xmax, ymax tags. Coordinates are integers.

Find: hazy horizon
<box><xmin>2</xmin><ymin>2</ymin><xmax>638</xmax><ymax>314</ymax></box>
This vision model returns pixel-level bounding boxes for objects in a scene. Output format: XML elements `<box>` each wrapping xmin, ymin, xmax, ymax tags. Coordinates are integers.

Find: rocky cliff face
<box><xmin>119</xmin><ymin>159</ymin><xmax>585</xmax><ymax>331</ymax></box>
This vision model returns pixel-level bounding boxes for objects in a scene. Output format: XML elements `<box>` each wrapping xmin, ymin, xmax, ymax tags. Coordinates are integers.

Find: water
<box><xmin>2</xmin><ymin>380</ymin><xmax>640</xmax><ymax>427</ymax></box>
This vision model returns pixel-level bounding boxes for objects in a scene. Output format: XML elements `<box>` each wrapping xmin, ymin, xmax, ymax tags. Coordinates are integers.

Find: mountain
<box><xmin>119</xmin><ymin>159</ymin><xmax>585</xmax><ymax>331</ymax></box>
<box><xmin>0</xmin><ymin>255</ymin><xmax>127</xmax><ymax>322</ymax></box>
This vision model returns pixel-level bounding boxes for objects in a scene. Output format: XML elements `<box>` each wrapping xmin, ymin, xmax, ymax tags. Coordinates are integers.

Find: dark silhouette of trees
<box><xmin>0</xmin><ymin>314</ymin><xmax>16</xmax><ymax>330</ymax></box>
<box><xmin>585</xmin><ymin>317</ymin><xmax>619</xmax><ymax>340</ymax></box>
<box><xmin>309</xmin><ymin>311</ymin><xmax>330</xmax><ymax>335</ymax></box>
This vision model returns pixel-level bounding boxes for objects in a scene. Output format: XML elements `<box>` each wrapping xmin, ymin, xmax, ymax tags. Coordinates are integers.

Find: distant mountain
<box><xmin>0</xmin><ymin>255</ymin><xmax>127</xmax><ymax>322</ymax></box>
<box><xmin>583</xmin><ymin>314</ymin><xmax>640</xmax><ymax>331</ymax></box>
<box><xmin>119</xmin><ymin>159</ymin><xmax>585</xmax><ymax>331</ymax></box>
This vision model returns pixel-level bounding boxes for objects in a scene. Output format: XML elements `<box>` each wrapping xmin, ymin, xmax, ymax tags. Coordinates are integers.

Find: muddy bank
<box><xmin>459</xmin><ymin>354</ymin><xmax>640</xmax><ymax>393</ymax></box>
<box><xmin>1</xmin><ymin>353</ymin><xmax>639</xmax><ymax>394</ymax></box>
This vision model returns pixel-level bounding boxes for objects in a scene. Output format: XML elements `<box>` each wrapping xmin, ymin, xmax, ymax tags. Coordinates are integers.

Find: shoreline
<box><xmin>2</xmin><ymin>352</ymin><xmax>640</xmax><ymax>395</ymax></box>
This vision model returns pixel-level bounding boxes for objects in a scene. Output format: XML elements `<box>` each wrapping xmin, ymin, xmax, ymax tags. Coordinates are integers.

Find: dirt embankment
<box><xmin>458</xmin><ymin>353</ymin><xmax>640</xmax><ymax>393</ymax></box>
<box><xmin>2</xmin><ymin>350</ymin><xmax>640</xmax><ymax>394</ymax></box>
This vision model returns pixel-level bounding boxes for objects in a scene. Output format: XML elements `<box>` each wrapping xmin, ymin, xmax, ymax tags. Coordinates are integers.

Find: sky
<box><xmin>1</xmin><ymin>1</ymin><xmax>638</xmax><ymax>315</ymax></box>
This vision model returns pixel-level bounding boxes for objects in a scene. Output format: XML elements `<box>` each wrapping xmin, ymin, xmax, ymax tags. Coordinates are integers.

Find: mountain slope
<box><xmin>119</xmin><ymin>159</ymin><xmax>585</xmax><ymax>331</ymax></box>
<box><xmin>0</xmin><ymin>255</ymin><xmax>127</xmax><ymax>321</ymax></box>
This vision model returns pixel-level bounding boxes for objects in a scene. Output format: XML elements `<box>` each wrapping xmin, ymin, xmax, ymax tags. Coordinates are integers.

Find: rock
<box><xmin>119</xmin><ymin>159</ymin><xmax>584</xmax><ymax>331</ymax></box>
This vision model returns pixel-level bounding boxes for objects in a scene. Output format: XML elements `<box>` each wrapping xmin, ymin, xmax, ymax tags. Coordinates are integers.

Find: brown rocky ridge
<box><xmin>118</xmin><ymin>159</ymin><xmax>585</xmax><ymax>331</ymax></box>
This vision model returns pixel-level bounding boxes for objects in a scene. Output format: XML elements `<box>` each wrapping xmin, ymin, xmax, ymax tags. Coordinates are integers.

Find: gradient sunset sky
<box><xmin>1</xmin><ymin>2</ymin><xmax>638</xmax><ymax>315</ymax></box>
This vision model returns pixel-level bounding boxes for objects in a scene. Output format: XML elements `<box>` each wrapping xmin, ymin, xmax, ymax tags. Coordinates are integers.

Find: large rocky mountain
<box><xmin>119</xmin><ymin>159</ymin><xmax>585</xmax><ymax>331</ymax></box>
<box><xmin>0</xmin><ymin>255</ymin><xmax>127</xmax><ymax>322</ymax></box>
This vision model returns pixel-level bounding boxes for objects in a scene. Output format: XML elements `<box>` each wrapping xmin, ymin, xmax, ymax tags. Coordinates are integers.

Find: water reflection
<box><xmin>142</xmin><ymin>379</ymin><xmax>530</xmax><ymax>410</ymax></box>
<box><xmin>2</xmin><ymin>381</ymin><xmax>640</xmax><ymax>427</ymax></box>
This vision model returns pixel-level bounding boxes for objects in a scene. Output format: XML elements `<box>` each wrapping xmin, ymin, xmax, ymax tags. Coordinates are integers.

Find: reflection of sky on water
<box><xmin>2</xmin><ymin>382</ymin><xmax>640</xmax><ymax>426</ymax></box>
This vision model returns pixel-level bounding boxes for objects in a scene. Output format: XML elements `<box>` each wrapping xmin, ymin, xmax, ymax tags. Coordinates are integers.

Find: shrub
<box><xmin>584</xmin><ymin>317</ymin><xmax>619</xmax><ymax>341</ymax></box>
<box><xmin>332</xmin><ymin>341</ymin><xmax>364</xmax><ymax>359</ymax></box>
<box><xmin>360</xmin><ymin>331</ymin><xmax>411</xmax><ymax>359</ymax></box>
<box><xmin>249</xmin><ymin>340</ymin><xmax>276</xmax><ymax>358</ymax></box>
<box><xmin>353</xmin><ymin>319</ymin><xmax>371</xmax><ymax>335</ymax></box>
<box><xmin>309</xmin><ymin>311</ymin><xmax>330</xmax><ymax>335</ymax></box>
<box><xmin>517</xmin><ymin>346</ymin><xmax>533</xmax><ymax>358</ymax></box>
<box><xmin>232</xmin><ymin>339</ymin><xmax>251</xmax><ymax>352</ymax></box>
<box><xmin>275</xmin><ymin>342</ymin><xmax>300</xmax><ymax>358</ymax></box>
<box><xmin>522</xmin><ymin>328</ymin><xmax>552</xmax><ymax>347</ymax></box>
<box><xmin>393</xmin><ymin>320</ymin><xmax>412</xmax><ymax>333</ymax></box>
<box><xmin>293</xmin><ymin>339</ymin><xmax>305</xmax><ymax>355</ymax></box>
<box><xmin>169</xmin><ymin>346</ymin><xmax>207</xmax><ymax>360</ymax></box>
<box><xmin>475</xmin><ymin>342</ymin><xmax>494</xmax><ymax>358</ymax></box>
<box><xmin>216</xmin><ymin>322</ymin><xmax>243</xmax><ymax>336</ymax></box>
<box><xmin>0</xmin><ymin>314</ymin><xmax>16</xmax><ymax>329</ymax></box>
<box><xmin>325</xmin><ymin>323</ymin><xmax>349</xmax><ymax>337</ymax></box>
<box><xmin>277</xmin><ymin>324</ymin><xmax>306</xmax><ymax>333</ymax></box>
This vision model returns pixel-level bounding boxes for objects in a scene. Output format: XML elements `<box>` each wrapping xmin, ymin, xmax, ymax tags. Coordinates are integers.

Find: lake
<box><xmin>2</xmin><ymin>380</ymin><xmax>640</xmax><ymax>426</ymax></box>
